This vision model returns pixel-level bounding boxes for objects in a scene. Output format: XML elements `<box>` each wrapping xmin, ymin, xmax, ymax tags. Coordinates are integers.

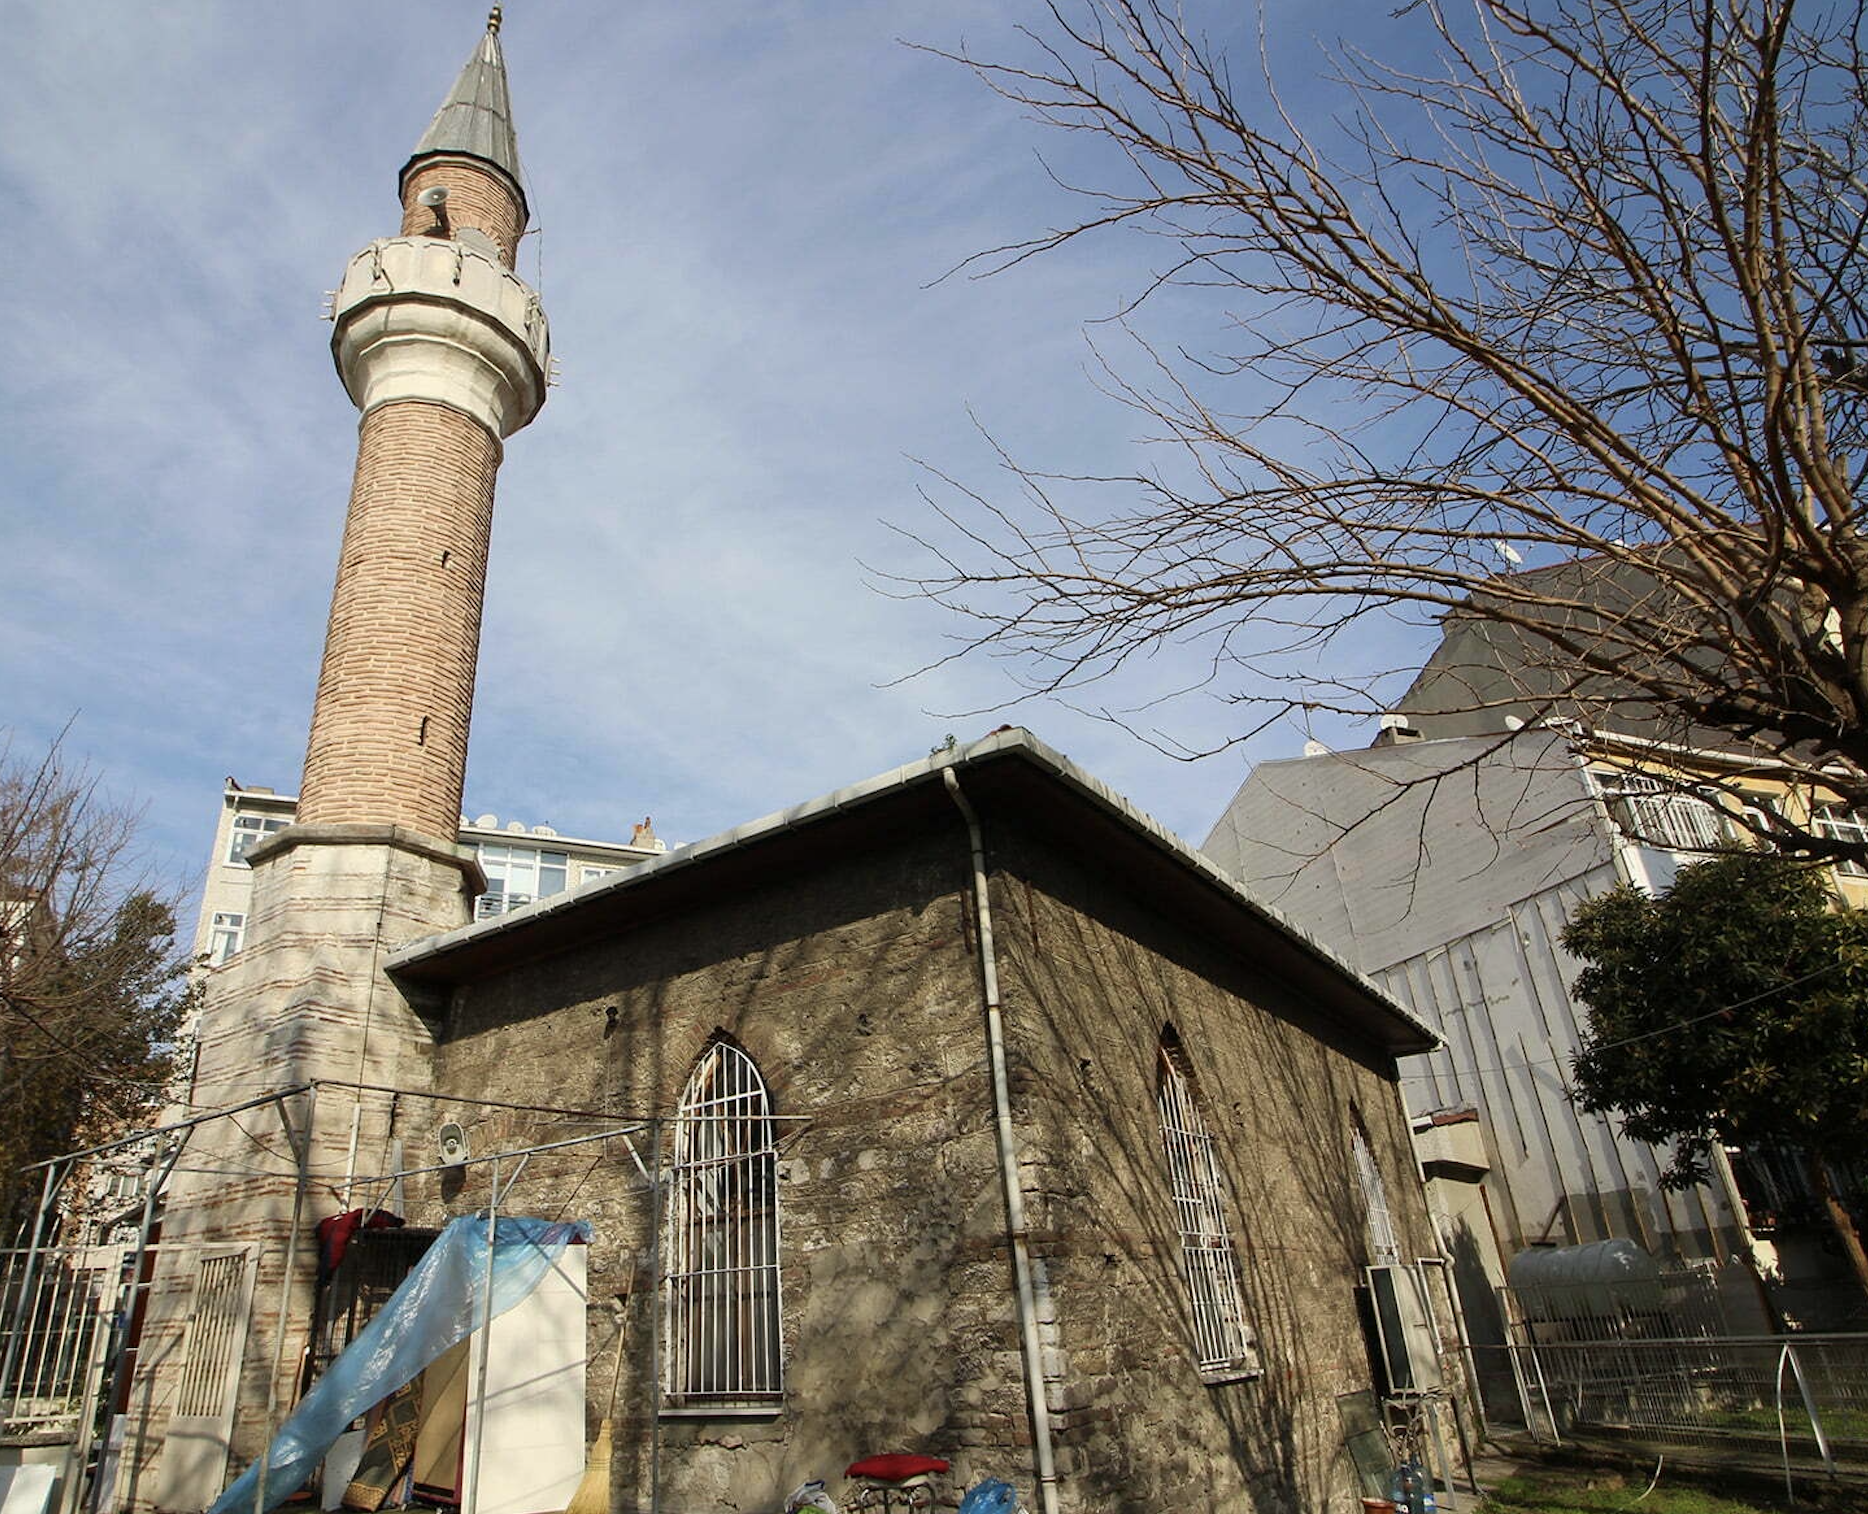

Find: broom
<box><xmin>564</xmin><ymin>1256</ymin><xmax>635</xmax><ymax>1514</ymax></box>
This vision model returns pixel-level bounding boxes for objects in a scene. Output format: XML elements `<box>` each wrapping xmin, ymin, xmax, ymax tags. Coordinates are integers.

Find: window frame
<box><xmin>207</xmin><ymin>912</ymin><xmax>246</xmax><ymax>966</ymax></box>
<box><xmin>1814</xmin><ymin>804</ymin><xmax>1868</xmax><ymax>876</ymax></box>
<box><xmin>662</xmin><ymin>1038</ymin><xmax>783</xmax><ymax>1413</ymax></box>
<box><xmin>1155</xmin><ymin>1033</ymin><xmax>1261</xmax><ymax>1382</ymax></box>
<box><xmin>475</xmin><ymin>842</ymin><xmax>573</xmax><ymax>917</ymax></box>
<box><xmin>226</xmin><ymin>814</ymin><xmax>287</xmax><ymax>866</ymax></box>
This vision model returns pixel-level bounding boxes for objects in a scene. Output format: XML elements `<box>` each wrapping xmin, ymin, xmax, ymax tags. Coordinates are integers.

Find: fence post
<box><xmin>1779</xmin><ymin>1344</ymin><xmax>1835</xmax><ymax>1480</ymax></box>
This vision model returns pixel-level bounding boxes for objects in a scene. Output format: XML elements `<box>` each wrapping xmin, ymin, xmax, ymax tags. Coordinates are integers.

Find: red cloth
<box><xmin>846</xmin><ymin>1455</ymin><xmax>949</xmax><ymax>1482</ymax></box>
<box><xmin>315</xmin><ymin>1208</ymin><xmax>404</xmax><ymax>1282</ymax></box>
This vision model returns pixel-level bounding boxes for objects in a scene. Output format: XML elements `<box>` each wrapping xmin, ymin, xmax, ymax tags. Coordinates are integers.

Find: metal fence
<box><xmin>0</xmin><ymin>1245</ymin><xmax>128</xmax><ymax>1440</ymax></box>
<box><xmin>1509</xmin><ymin>1334</ymin><xmax>1867</xmax><ymax>1470</ymax></box>
<box><xmin>1498</xmin><ymin>1272</ymin><xmax>1868</xmax><ymax>1470</ymax></box>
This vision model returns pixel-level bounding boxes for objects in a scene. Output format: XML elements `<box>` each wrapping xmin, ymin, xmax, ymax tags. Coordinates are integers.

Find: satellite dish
<box><xmin>437</xmin><ymin>1121</ymin><xmax>470</xmax><ymax>1167</ymax></box>
<box><xmin>417</xmin><ymin>185</ymin><xmax>451</xmax><ymax>208</ymax></box>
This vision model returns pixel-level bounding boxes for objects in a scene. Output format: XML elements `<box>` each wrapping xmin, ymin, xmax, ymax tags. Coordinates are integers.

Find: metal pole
<box><xmin>256</xmin><ymin>1086</ymin><xmax>315</xmax><ymax>1514</ymax></box>
<box><xmin>944</xmin><ymin>768</ymin><xmax>1061</xmax><ymax>1514</ymax></box>
<box><xmin>97</xmin><ymin>1131</ymin><xmax>189</xmax><ymax>1514</ymax></box>
<box><xmin>646</xmin><ymin>1117</ymin><xmax>664</xmax><ymax>1514</ymax></box>
<box><xmin>1781</xmin><ymin>1343</ymin><xmax>1835</xmax><ymax>1479</ymax></box>
<box><xmin>464</xmin><ymin>1156</ymin><xmax>500</xmax><ymax>1514</ymax></box>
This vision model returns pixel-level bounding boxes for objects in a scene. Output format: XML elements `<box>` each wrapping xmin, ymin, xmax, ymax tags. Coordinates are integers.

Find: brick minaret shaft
<box><xmin>301</xmin><ymin>7</ymin><xmax>545</xmax><ymax>841</ymax></box>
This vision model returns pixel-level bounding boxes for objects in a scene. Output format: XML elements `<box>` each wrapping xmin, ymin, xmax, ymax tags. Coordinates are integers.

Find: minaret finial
<box><xmin>488</xmin><ymin>6</ymin><xmax>502</xmax><ymax>33</ymax></box>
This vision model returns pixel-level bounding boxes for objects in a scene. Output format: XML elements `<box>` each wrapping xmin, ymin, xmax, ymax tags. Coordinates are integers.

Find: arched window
<box><xmin>1350</xmin><ymin>1115</ymin><xmax>1401</xmax><ymax>1265</ymax></box>
<box><xmin>664</xmin><ymin>1038</ymin><xmax>782</xmax><ymax>1407</ymax></box>
<box><xmin>1155</xmin><ymin>1032</ymin><xmax>1259</xmax><ymax>1378</ymax></box>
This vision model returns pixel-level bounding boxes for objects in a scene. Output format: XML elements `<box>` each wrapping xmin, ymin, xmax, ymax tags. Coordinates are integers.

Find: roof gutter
<box><xmin>944</xmin><ymin>768</ymin><xmax>1061</xmax><ymax>1514</ymax></box>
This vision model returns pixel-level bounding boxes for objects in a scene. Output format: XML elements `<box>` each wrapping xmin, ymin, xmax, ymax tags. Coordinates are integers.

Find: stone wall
<box><xmin>422</xmin><ymin>800</ymin><xmax>1439</xmax><ymax>1514</ymax></box>
<box><xmin>986</xmin><ymin>822</ymin><xmax>1432</xmax><ymax>1512</ymax></box>
<box><xmin>124</xmin><ymin>832</ymin><xmax>470</xmax><ymax>1513</ymax></box>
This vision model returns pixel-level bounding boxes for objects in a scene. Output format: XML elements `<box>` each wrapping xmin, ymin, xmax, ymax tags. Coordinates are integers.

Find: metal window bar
<box><xmin>0</xmin><ymin>1247</ymin><xmax>124</xmax><ymax>1438</ymax></box>
<box><xmin>663</xmin><ymin>1042</ymin><xmax>781</xmax><ymax>1407</ymax></box>
<box><xmin>175</xmin><ymin>1252</ymin><xmax>248</xmax><ymax>1419</ymax></box>
<box><xmin>1351</xmin><ymin>1128</ymin><xmax>1401</xmax><ymax>1265</ymax></box>
<box><xmin>1156</xmin><ymin>1044</ymin><xmax>1258</xmax><ymax>1375</ymax></box>
<box><xmin>309</xmin><ymin>1228</ymin><xmax>441</xmax><ymax>1384</ymax></box>
<box><xmin>1600</xmin><ymin>773</ymin><xmax>1729</xmax><ymax>853</ymax></box>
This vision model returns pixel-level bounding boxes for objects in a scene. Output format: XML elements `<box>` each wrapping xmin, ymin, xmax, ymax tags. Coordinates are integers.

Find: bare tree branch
<box><xmin>893</xmin><ymin>0</ymin><xmax>1868</xmax><ymax>864</ymax></box>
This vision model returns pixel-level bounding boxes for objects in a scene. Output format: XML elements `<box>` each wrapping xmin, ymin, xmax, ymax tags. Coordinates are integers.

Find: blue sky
<box><xmin>0</xmin><ymin>2</ymin><xmax>1430</xmax><ymax>906</ymax></box>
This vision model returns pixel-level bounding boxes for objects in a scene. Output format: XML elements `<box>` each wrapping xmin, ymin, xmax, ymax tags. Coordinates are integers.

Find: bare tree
<box><xmin>0</xmin><ymin>737</ymin><xmax>194</xmax><ymax>1221</ymax></box>
<box><xmin>899</xmin><ymin>0</ymin><xmax>1868</xmax><ymax>865</ymax></box>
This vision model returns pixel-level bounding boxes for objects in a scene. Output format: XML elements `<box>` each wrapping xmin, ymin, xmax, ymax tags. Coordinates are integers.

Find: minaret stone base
<box><xmin>120</xmin><ymin>834</ymin><xmax>477</xmax><ymax>1510</ymax></box>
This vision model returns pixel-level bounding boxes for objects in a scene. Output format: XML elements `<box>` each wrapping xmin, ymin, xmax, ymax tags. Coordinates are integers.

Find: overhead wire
<box><xmin>1400</xmin><ymin>958</ymin><xmax>1851</xmax><ymax>1083</ymax></box>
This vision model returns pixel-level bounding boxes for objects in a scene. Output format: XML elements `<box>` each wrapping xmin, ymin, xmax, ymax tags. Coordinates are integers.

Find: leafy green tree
<box><xmin>1563</xmin><ymin>852</ymin><xmax>1868</xmax><ymax>1296</ymax></box>
<box><xmin>0</xmin><ymin>739</ymin><xmax>196</xmax><ymax>1228</ymax></box>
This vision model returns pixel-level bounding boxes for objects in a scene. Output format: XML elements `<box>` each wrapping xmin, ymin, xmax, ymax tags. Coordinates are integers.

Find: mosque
<box><xmin>112</xmin><ymin>16</ymin><xmax>1460</xmax><ymax>1514</ymax></box>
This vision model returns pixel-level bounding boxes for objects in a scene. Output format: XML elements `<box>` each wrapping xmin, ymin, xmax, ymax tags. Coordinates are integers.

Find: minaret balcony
<box><xmin>331</xmin><ymin>235</ymin><xmax>549</xmax><ymax>439</ymax></box>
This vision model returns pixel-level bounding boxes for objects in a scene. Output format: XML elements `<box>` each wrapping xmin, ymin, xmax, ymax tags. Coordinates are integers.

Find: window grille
<box><xmin>310</xmin><ymin>1228</ymin><xmax>439</xmax><ymax>1383</ymax></box>
<box><xmin>175</xmin><ymin>1252</ymin><xmax>249</xmax><ymax>1418</ymax></box>
<box><xmin>1351</xmin><ymin>1123</ymin><xmax>1401</xmax><ymax>1265</ymax></box>
<box><xmin>1155</xmin><ymin>1037</ymin><xmax>1259</xmax><ymax>1378</ymax></box>
<box><xmin>1598</xmin><ymin>771</ymin><xmax>1727</xmax><ymax>852</ymax></box>
<box><xmin>1814</xmin><ymin>805</ymin><xmax>1868</xmax><ymax>876</ymax></box>
<box><xmin>663</xmin><ymin>1040</ymin><xmax>782</xmax><ymax>1408</ymax></box>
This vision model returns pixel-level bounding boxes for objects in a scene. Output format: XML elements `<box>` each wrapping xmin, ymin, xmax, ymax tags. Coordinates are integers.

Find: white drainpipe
<box><xmin>944</xmin><ymin>769</ymin><xmax>1062</xmax><ymax>1514</ymax></box>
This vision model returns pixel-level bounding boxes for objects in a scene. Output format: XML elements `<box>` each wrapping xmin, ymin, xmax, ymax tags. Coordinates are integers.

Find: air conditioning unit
<box><xmin>1365</xmin><ymin>1264</ymin><xmax>1444</xmax><ymax>1397</ymax></box>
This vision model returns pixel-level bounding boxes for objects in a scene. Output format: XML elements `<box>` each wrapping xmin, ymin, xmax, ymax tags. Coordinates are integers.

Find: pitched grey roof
<box><xmin>405</xmin><ymin>19</ymin><xmax>523</xmax><ymax>189</ymax></box>
<box><xmin>386</xmin><ymin>727</ymin><xmax>1439</xmax><ymax>1056</ymax></box>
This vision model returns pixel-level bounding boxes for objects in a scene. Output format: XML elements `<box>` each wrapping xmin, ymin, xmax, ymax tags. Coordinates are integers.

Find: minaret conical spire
<box><xmin>400</xmin><ymin>8</ymin><xmax>526</xmax><ymax>222</ymax></box>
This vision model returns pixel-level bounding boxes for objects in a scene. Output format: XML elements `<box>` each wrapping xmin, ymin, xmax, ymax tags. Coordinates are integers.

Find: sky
<box><xmin>0</xmin><ymin>1</ymin><xmax>1434</xmax><ymax>911</ymax></box>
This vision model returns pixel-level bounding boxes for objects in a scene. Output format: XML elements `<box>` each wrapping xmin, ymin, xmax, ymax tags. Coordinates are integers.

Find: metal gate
<box><xmin>0</xmin><ymin>1244</ymin><xmax>134</xmax><ymax>1514</ymax></box>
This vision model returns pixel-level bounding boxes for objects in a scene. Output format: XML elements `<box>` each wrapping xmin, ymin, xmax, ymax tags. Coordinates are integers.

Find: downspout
<box><xmin>943</xmin><ymin>769</ymin><xmax>1061</xmax><ymax>1514</ymax></box>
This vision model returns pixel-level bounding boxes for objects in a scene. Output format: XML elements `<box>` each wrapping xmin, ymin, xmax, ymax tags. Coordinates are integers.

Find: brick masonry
<box><xmin>298</xmin><ymin>401</ymin><xmax>501</xmax><ymax>843</ymax></box>
<box><xmin>400</xmin><ymin>158</ymin><xmax>525</xmax><ymax>267</ymax></box>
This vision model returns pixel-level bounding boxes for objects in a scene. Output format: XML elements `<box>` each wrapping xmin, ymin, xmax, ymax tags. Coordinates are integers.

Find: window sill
<box><xmin>659</xmin><ymin>1403</ymin><xmax>784</xmax><ymax>1420</ymax></box>
<box><xmin>1199</xmin><ymin>1365</ymin><xmax>1263</xmax><ymax>1387</ymax></box>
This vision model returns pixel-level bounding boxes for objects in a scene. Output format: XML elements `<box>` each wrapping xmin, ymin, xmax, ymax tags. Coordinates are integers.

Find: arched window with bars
<box><xmin>1155</xmin><ymin>1030</ymin><xmax>1260</xmax><ymax>1379</ymax></box>
<box><xmin>663</xmin><ymin>1037</ymin><xmax>782</xmax><ymax>1408</ymax></box>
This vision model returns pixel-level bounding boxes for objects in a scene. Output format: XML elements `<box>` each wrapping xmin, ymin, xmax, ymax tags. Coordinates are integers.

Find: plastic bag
<box><xmin>958</xmin><ymin>1478</ymin><xmax>1020</xmax><ymax>1514</ymax></box>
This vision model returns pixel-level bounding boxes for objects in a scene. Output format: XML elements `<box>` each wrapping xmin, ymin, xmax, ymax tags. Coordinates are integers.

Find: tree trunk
<box><xmin>1807</xmin><ymin>1150</ymin><xmax>1868</xmax><ymax>1303</ymax></box>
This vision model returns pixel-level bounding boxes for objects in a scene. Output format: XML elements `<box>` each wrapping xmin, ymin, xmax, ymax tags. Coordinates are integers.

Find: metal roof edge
<box><xmin>385</xmin><ymin>729</ymin><xmax>1437</xmax><ymax>1049</ymax></box>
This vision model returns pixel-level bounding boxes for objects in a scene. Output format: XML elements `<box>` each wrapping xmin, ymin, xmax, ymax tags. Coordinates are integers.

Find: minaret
<box><xmin>303</xmin><ymin>5</ymin><xmax>548</xmax><ymax>840</ymax></box>
<box><xmin>120</xmin><ymin>22</ymin><xmax>547</xmax><ymax>1508</ymax></box>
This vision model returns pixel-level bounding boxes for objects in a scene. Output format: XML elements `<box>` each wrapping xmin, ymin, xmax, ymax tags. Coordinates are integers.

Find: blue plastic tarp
<box><xmin>209</xmin><ymin>1215</ymin><xmax>590</xmax><ymax>1514</ymax></box>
